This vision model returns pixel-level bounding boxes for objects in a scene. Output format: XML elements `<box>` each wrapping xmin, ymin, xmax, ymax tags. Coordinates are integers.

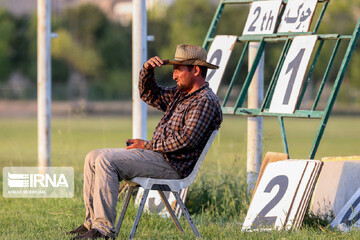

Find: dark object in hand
<box><xmin>126</xmin><ymin>142</ymin><xmax>133</xmax><ymax>147</ymax></box>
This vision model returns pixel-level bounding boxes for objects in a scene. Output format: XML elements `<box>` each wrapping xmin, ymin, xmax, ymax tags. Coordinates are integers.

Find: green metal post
<box><xmin>234</xmin><ymin>39</ymin><xmax>265</xmax><ymax>111</ymax></box>
<box><xmin>313</xmin><ymin>1</ymin><xmax>329</xmax><ymax>33</ymax></box>
<box><xmin>202</xmin><ymin>0</ymin><xmax>357</xmax><ymax>163</ymax></box>
<box><xmin>312</xmin><ymin>39</ymin><xmax>341</xmax><ymax>111</ymax></box>
<box><xmin>309</xmin><ymin>18</ymin><xmax>360</xmax><ymax>159</ymax></box>
<box><xmin>279</xmin><ymin>117</ymin><xmax>289</xmax><ymax>156</ymax></box>
<box><xmin>261</xmin><ymin>39</ymin><xmax>292</xmax><ymax>111</ymax></box>
<box><xmin>296</xmin><ymin>39</ymin><xmax>324</xmax><ymax>110</ymax></box>
<box><xmin>203</xmin><ymin>2</ymin><xmax>225</xmax><ymax>50</ymax></box>
<box><xmin>222</xmin><ymin>42</ymin><xmax>249</xmax><ymax>108</ymax></box>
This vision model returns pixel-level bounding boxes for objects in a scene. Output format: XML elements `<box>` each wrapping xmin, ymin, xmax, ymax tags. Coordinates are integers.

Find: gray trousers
<box><xmin>82</xmin><ymin>148</ymin><xmax>181</xmax><ymax>237</ymax></box>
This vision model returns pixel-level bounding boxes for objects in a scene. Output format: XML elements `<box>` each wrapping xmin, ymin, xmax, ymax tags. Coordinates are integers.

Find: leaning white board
<box><xmin>278</xmin><ymin>0</ymin><xmax>318</xmax><ymax>33</ymax></box>
<box><xmin>242</xmin><ymin>159</ymin><xmax>322</xmax><ymax>231</ymax></box>
<box><xmin>242</xmin><ymin>0</ymin><xmax>282</xmax><ymax>35</ymax></box>
<box><xmin>269</xmin><ymin>35</ymin><xmax>318</xmax><ymax>114</ymax></box>
<box><xmin>205</xmin><ymin>35</ymin><xmax>237</xmax><ymax>94</ymax></box>
<box><xmin>310</xmin><ymin>156</ymin><xmax>360</xmax><ymax>219</ymax></box>
<box><xmin>331</xmin><ymin>187</ymin><xmax>360</xmax><ymax>232</ymax></box>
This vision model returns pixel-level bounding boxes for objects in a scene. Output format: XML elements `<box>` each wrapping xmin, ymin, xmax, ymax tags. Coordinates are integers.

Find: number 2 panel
<box><xmin>269</xmin><ymin>35</ymin><xmax>318</xmax><ymax>114</ymax></box>
<box><xmin>205</xmin><ymin>35</ymin><xmax>237</xmax><ymax>94</ymax></box>
<box><xmin>242</xmin><ymin>160</ymin><xmax>310</xmax><ymax>231</ymax></box>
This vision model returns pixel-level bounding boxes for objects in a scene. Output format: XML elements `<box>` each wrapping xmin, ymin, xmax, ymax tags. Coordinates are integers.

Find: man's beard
<box><xmin>177</xmin><ymin>82</ymin><xmax>191</xmax><ymax>93</ymax></box>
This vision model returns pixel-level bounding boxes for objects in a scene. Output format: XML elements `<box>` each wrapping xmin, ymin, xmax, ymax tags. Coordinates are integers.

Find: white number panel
<box><xmin>135</xmin><ymin>188</ymin><xmax>187</xmax><ymax>218</ymax></box>
<box><xmin>278</xmin><ymin>0</ymin><xmax>317</xmax><ymax>33</ymax></box>
<box><xmin>206</xmin><ymin>35</ymin><xmax>237</xmax><ymax>94</ymax></box>
<box><xmin>242</xmin><ymin>159</ymin><xmax>322</xmax><ymax>231</ymax></box>
<box><xmin>331</xmin><ymin>187</ymin><xmax>360</xmax><ymax>231</ymax></box>
<box><xmin>269</xmin><ymin>35</ymin><xmax>318</xmax><ymax>114</ymax></box>
<box><xmin>243</xmin><ymin>0</ymin><xmax>282</xmax><ymax>35</ymax></box>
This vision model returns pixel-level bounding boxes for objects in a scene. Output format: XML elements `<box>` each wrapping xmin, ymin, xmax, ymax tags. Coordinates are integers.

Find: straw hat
<box><xmin>166</xmin><ymin>44</ymin><xmax>219</xmax><ymax>69</ymax></box>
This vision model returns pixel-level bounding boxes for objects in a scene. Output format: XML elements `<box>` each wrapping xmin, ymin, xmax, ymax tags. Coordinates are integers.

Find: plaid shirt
<box><xmin>139</xmin><ymin>67</ymin><xmax>223</xmax><ymax>178</ymax></box>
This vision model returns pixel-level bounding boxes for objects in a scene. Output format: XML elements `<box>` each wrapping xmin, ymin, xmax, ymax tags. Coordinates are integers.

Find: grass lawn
<box><xmin>0</xmin><ymin>114</ymin><xmax>360</xmax><ymax>239</ymax></box>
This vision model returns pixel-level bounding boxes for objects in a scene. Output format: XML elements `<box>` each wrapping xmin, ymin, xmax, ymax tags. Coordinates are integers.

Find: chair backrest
<box><xmin>181</xmin><ymin>130</ymin><xmax>219</xmax><ymax>187</ymax></box>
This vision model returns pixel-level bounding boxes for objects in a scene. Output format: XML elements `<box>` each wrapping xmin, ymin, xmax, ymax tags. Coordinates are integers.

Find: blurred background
<box><xmin>0</xmin><ymin>0</ymin><xmax>359</xmax><ymax>116</ymax></box>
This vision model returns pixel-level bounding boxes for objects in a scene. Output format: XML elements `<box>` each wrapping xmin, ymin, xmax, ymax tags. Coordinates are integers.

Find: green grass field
<box><xmin>1</xmin><ymin>115</ymin><xmax>360</xmax><ymax>239</ymax></box>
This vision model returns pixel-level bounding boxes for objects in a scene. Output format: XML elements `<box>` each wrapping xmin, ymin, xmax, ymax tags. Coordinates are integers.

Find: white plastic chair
<box><xmin>115</xmin><ymin>130</ymin><xmax>219</xmax><ymax>239</ymax></box>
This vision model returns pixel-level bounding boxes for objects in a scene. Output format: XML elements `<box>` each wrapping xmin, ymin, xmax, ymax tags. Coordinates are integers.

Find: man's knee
<box><xmin>94</xmin><ymin>153</ymin><xmax>114</xmax><ymax>173</ymax></box>
<box><xmin>84</xmin><ymin>149</ymin><xmax>102</xmax><ymax>167</ymax></box>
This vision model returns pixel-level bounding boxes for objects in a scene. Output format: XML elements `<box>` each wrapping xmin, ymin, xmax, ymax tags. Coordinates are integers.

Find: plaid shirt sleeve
<box><xmin>139</xmin><ymin>67</ymin><xmax>177</xmax><ymax>112</ymax></box>
<box><xmin>147</xmin><ymin>95</ymin><xmax>219</xmax><ymax>153</ymax></box>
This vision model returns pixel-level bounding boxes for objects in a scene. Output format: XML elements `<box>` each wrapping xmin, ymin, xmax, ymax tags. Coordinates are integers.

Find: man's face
<box><xmin>172</xmin><ymin>65</ymin><xmax>195</xmax><ymax>93</ymax></box>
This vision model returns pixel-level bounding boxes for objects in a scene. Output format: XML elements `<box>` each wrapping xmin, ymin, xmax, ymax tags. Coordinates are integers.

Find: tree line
<box><xmin>0</xmin><ymin>0</ymin><xmax>359</xmax><ymax>103</ymax></box>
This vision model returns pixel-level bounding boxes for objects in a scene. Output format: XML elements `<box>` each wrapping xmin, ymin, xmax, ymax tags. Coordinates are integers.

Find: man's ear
<box><xmin>193</xmin><ymin>65</ymin><xmax>201</xmax><ymax>77</ymax></box>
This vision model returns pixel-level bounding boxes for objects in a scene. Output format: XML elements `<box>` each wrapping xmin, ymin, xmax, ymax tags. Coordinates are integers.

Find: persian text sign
<box><xmin>278</xmin><ymin>0</ymin><xmax>317</xmax><ymax>33</ymax></box>
<box><xmin>3</xmin><ymin>167</ymin><xmax>74</xmax><ymax>198</ymax></box>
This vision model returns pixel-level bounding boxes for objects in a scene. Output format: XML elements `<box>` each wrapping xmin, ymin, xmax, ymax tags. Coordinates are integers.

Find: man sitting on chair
<box><xmin>67</xmin><ymin>44</ymin><xmax>223</xmax><ymax>239</ymax></box>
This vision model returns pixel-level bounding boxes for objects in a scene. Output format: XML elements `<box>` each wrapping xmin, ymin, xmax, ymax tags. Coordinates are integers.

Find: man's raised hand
<box><xmin>144</xmin><ymin>56</ymin><xmax>169</xmax><ymax>70</ymax></box>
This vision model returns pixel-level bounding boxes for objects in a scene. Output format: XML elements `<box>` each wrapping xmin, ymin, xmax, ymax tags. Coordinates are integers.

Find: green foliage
<box><xmin>98</xmin><ymin>24</ymin><xmax>132</xmax><ymax>71</ymax></box>
<box><xmin>314</xmin><ymin>1</ymin><xmax>360</xmax><ymax>88</ymax></box>
<box><xmin>89</xmin><ymin>69</ymin><xmax>132</xmax><ymax>100</ymax></box>
<box><xmin>52</xmin><ymin>28</ymin><xmax>102</xmax><ymax>78</ymax></box>
<box><xmin>302</xmin><ymin>210</ymin><xmax>333</xmax><ymax>230</ymax></box>
<box><xmin>0</xmin><ymin>9</ymin><xmax>16</xmax><ymax>81</ymax></box>
<box><xmin>348</xmin><ymin>50</ymin><xmax>360</xmax><ymax>90</ymax></box>
<box><xmin>321</xmin><ymin>0</ymin><xmax>360</xmax><ymax>35</ymax></box>
<box><xmin>187</xmin><ymin>170</ymin><xmax>250</xmax><ymax>222</ymax></box>
<box><xmin>51</xmin><ymin>4</ymin><xmax>133</xmax><ymax>99</ymax></box>
<box><xmin>22</xmin><ymin>13</ymin><xmax>38</xmax><ymax>82</ymax></box>
<box><xmin>63</xmin><ymin>4</ymin><xmax>108</xmax><ymax>46</ymax></box>
<box><xmin>1</xmin><ymin>1</ymin><xmax>360</xmax><ymax>102</ymax></box>
<box><xmin>160</xmin><ymin>0</ymin><xmax>215</xmax><ymax>58</ymax></box>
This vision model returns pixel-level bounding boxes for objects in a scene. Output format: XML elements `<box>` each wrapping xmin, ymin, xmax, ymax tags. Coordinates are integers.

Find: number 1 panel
<box><xmin>269</xmin><ymin>35</ymin><xmax>318</xmax><ymax>114</ymax></box>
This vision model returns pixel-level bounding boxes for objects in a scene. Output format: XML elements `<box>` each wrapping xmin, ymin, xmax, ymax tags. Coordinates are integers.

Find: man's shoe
<box><xmin>66</xmin><ymin>224</ymin><xmax>89</xmax><ymax>236</ymax></box>
<box><xmin>71</xmin><ymin>228</ymin><xmax>111</xmax><ymax>240</ymax></box>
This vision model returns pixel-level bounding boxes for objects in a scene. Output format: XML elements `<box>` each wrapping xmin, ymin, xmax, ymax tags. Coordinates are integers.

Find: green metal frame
<box><xmin>203</xmin><ymin>0</ymin><xmax>360</xmax><ymax>159</ymax></box>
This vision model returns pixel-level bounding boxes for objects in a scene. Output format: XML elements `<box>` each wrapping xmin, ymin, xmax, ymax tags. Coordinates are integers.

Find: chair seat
<box><xmin>127</xmin><ymin>177</ymin><xmax>186</xmax><ymax>192</ymax></box>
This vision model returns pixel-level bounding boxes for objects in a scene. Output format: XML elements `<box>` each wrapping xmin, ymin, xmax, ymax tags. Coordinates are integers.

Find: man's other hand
<box><xmin>144</xmin><ymin>56</ymin><xmax>169</xmax><ymax>70</ymax></box>
<box><xmin>126</xmin><ymin>139</ymin><xmax>146</xmax><ymax>150</ymax></box>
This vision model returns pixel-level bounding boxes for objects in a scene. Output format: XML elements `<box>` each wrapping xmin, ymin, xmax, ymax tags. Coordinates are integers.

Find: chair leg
<box><xmin>129</xmin><ymin>188</ymin><xmax>149</xmax><ymax>239</ymax></box>
<box><xmin>115</xmin><ymin>185</ymin><xmax>134</xmax><ymax>236</ymax></box>
<box><xmin>157</xmin><ymin>190</ymin><xmax>184</xmax><ymax>233</ymax></box>
<box><xmin>172</xmin><ymin>191</ymin><xmax>201</xmax><ymax>238</ymax></box>
<box><xmin>175</xmin><ymin>187</ymin><xmax>189</xmax><ymax>218</ymax></box>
